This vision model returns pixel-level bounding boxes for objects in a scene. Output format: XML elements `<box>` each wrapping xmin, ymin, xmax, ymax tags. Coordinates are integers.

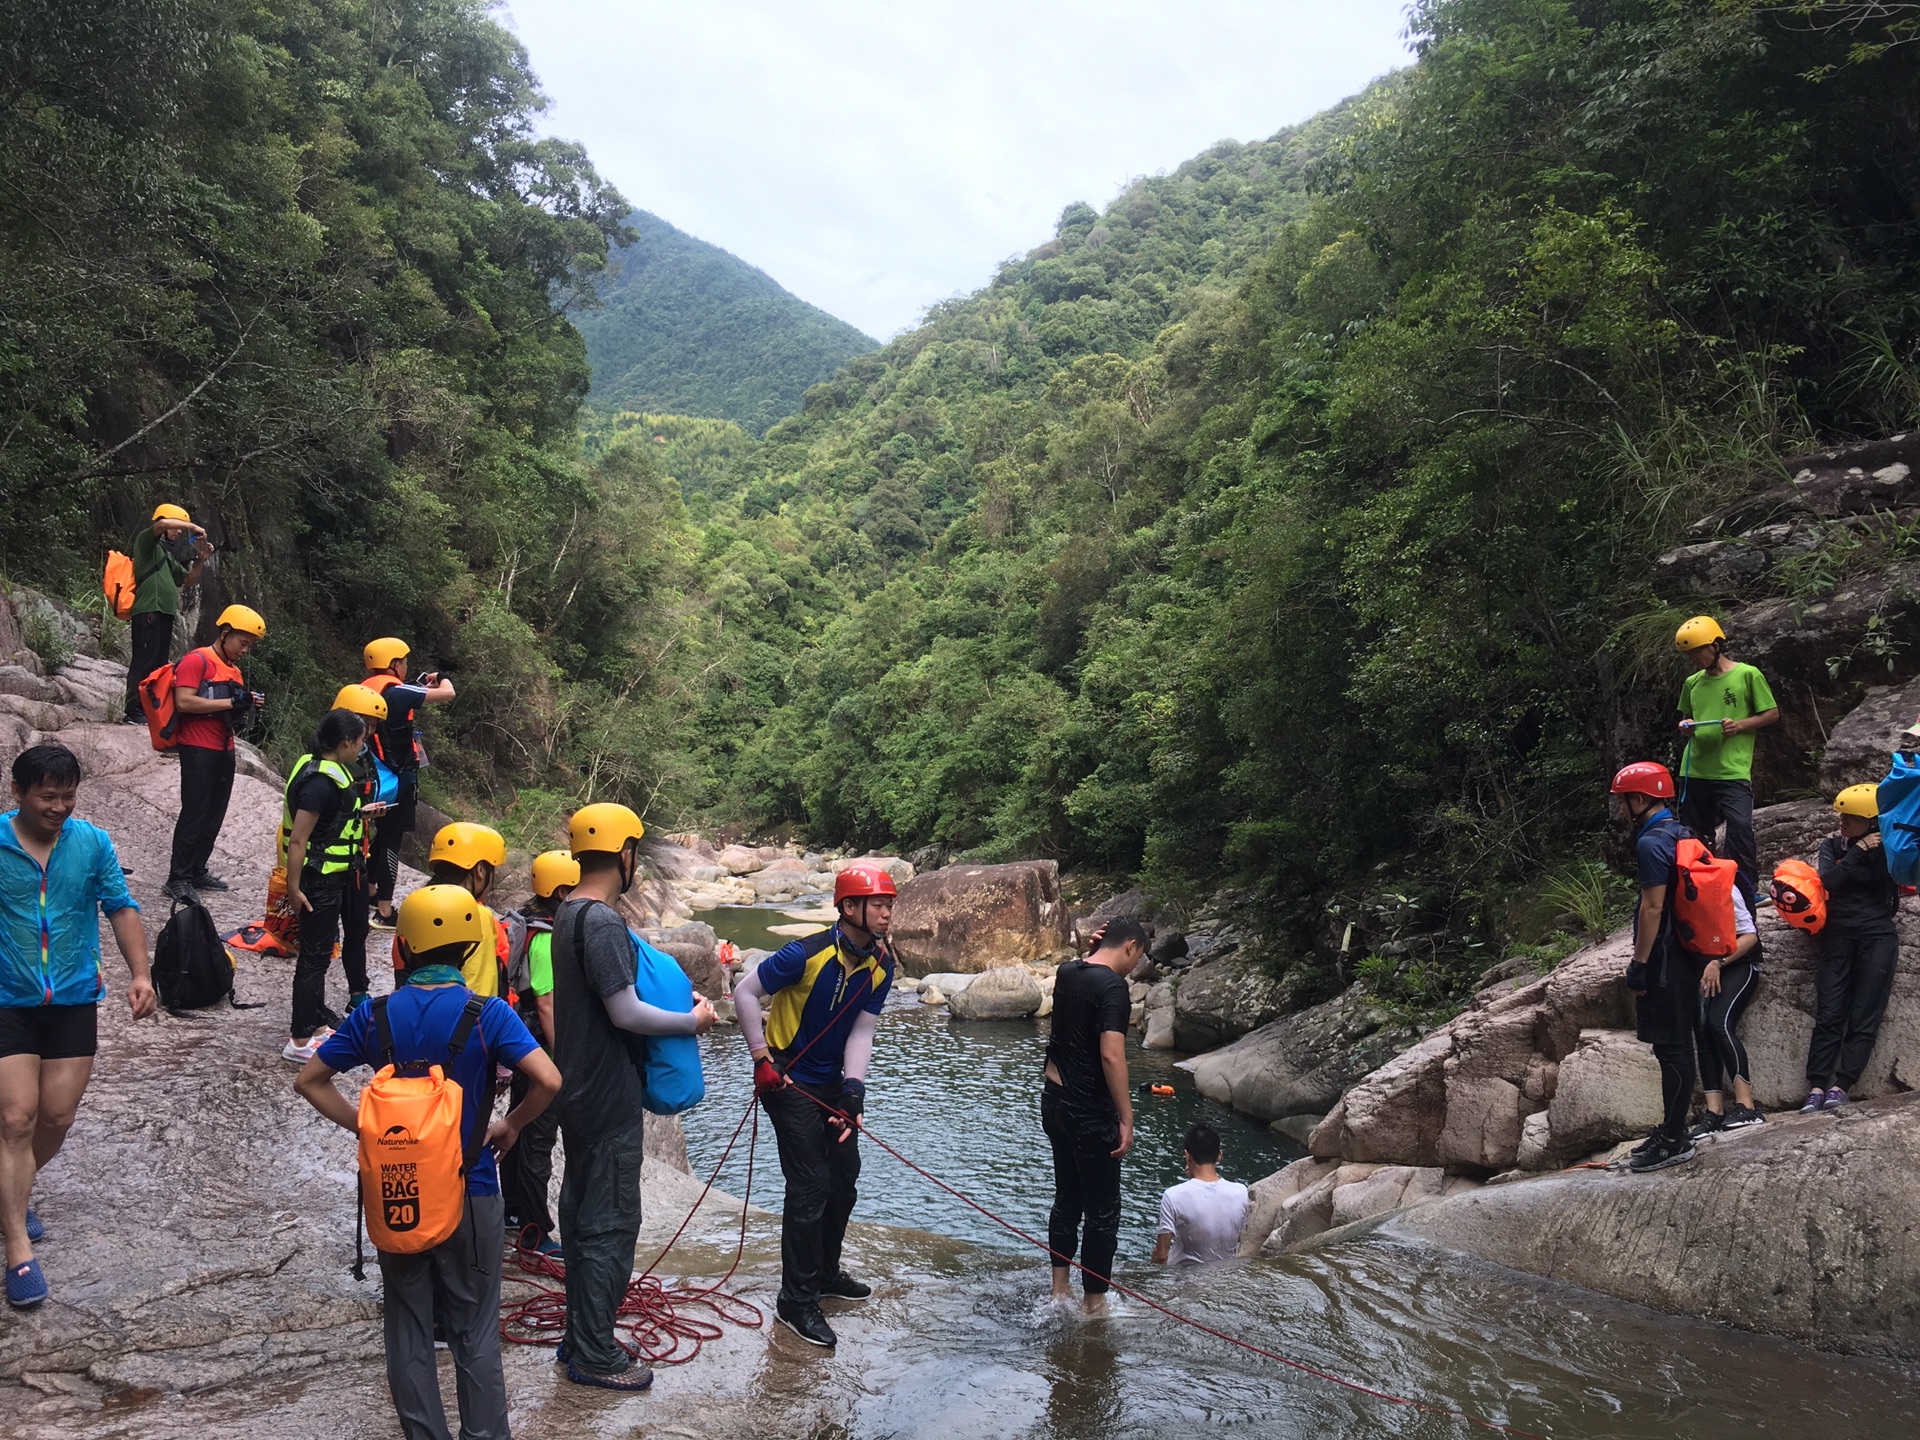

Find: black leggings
<box><xmin>1696</xmin><ymin>958</ymin><xmax>1758</xmax><ymax>1093</ymax></box>
<box><xmin>1042</xmin><ymin>1082</ymin><xmax>1122</xmax><ymax>1295</ymax></box>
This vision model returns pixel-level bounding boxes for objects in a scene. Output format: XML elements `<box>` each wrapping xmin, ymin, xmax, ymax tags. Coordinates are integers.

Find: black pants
<box><xmin>1695</xmin><ymin>957</ymin><xmax>1759</xmax><ymax>1093</ymax></box>
<box><xmin>124</xmin><ymin>611</ymin><xmax>174</xmax><ymax>721</ymax></box>
<box><xmin>556</xmin><ymin>1117</ymin><xmax>645</xmax><ymax>1377</ymax></box>
<box><xmin>763</xmin><ymin>1077</ymin><xmax>860</xmax><ymax>1307</ymax></box>
<box><xmin>1808</xmin><ymin>927</ymin><xmax>1899</xmax><ymax>1091</ymax></box>
<box><xmin>341</xmin><ymin>867</ymin><xmax>371</xmax><ymax>1000</ymax></box>
<box><xmin>1637</xmin><ymin>949</ymin><xmax>1705</xmax><ymax>1141</ymax></box>
<box><xmin>369</xmin><ymin>779</ymin><xmax>418</xmax><ymax>907</ymax></box>
<box><xmin>1680</xmin><ymin>777</ymin><xmax>1758</xmax><ymax>908</ymax></box>
<box><xmin>1041</xmin><ymin>1082</ymin><xmax>1122</xmax><ymax>1296</ymax></box>
<box><xmin>168</xmin><ymin>744</ymin><xmax>235</xmax><ymax>886</ymax></box>
<box><xmin>291</xmin><ymin>877</ymin><xmax>347</xmax><ymax>1039</ymax></box>
<box><xmin>501</xmin><ymin>1060</ymin><xmax>559</xmax><ymax>1244</ymax></box>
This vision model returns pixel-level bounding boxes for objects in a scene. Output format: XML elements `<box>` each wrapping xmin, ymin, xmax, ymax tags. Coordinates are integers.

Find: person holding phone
<box><xmin>122</xmin><ymin>503</ymin><xmax>213</xmax><ymax>724</ymax></box>
<box><xmin>359</xmin><ymin>639</ymin><xmax>456</xmax><ymax>929</ymax></box>
<box><xmin>278</xmin><ymin>707</ymin><xmax>372</xmax><ymax>1062</ymax></box>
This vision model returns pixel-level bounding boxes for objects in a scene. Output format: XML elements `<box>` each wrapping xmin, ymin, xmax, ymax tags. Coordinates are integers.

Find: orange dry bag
<box><xmin>103</xmin><ymin>551</ymin><xmax>137</xmax><ymax>620</ymax></box>
<box><xmin>353</xmin><ymin>995</ymin><xmax>490</xmax><ymax>1268</ymax></box>
<box><xmin>137</xmin><ymin>663</ymin><xmax>179</xmax><ymax>751</ymax></box>
<box><xmin>1771</xmin><ymin>858</ymin><xmax>1828</xmax><ymax>934</ymax></box>
<box><xmin>1671</xmin><ymin>837</ymin><xmax>1740</xmax><ymax>958</ymax></box>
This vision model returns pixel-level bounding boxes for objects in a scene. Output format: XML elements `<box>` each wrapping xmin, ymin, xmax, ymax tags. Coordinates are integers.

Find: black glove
<box><xmin>1623</xmin><ymin>960</ymin><xmax>1648</xmax><ymax>994</ymax></box>
<box><xmin>839</xmin><ymin>1077</ymin><xmax>866</xmax><ymax>1125</ymax></box>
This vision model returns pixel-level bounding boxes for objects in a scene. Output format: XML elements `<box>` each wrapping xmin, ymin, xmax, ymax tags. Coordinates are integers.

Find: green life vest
<box><xmin>278</xmin><ymin>753</ymin><xmax>365</xmax><ymax>877</ymax></box>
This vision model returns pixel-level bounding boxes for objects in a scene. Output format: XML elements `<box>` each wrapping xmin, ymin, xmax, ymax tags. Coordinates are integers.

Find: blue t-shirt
<box><xmin>1633</xmin><ymin>808</ymin><xmax>1685</xmax><ymax>948</ymax></box>
<box><xmin>317</xmin><ymin>985</ymin><xmax>537</xmax><ymax>1195</ymax></box>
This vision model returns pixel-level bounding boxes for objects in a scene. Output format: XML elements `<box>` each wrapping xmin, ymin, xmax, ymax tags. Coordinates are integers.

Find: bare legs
<box><xmin>0</xmin><ymin>1054</ymin><xmax>92</xmax><ymax>1266</ymax></box>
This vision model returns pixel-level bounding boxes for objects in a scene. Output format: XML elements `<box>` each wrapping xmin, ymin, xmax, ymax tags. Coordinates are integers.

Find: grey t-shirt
<box><xmin>551</xmin><ymin>897</ymin><xmax>645</xmax><ymax>1138</ymax></box>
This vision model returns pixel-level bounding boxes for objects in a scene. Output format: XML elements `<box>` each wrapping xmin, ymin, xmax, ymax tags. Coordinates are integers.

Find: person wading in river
<box><xmin>1044</xmin><ymin>916</ymin><xmax>1149</xmax><ymax>1313</ymax></box>
<box><xmin>734</xmin><ymin>863</ymin><xmax>897</xmax><ymax>1349</ymax></box>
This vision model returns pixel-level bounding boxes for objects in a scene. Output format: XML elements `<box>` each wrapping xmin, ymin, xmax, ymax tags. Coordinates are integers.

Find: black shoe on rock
<box><xmin>1722</xmin><ymin>1104</ymin><xmax>1766</xmax><ymax>1131</ymax></box>
<box><xmin>193</xmin><ymin>871</ymin><xmax>230</xmax><ymax>892</ymax></box>
<box><xmin>776</xmin><ymin>1298</ymin><xmax>837</xmax><ymax>1347</ymax></box>
<box><xmin>1689</xmin><ymin>1109</ymin><xmax>1726</xmax><ymax>1141</ymax></box>
<box><xmin>821</xmin><ymin>1271</ymin><xmax>872</xmax><ymax>1301</ymax></box>
<box><xmin>1628</xmin><ymin>1133</ymin><xmax>1696</xmax><ymax>1172</ymax></box>
<box><xmin>163</xmin><ymin>878</ymin><xmax>197</xmax><ymax>902</ymax></box>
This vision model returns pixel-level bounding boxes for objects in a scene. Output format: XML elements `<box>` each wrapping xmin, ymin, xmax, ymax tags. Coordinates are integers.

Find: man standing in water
<box><xmin>735</xmin><ymin>864</ymin><xmax>897</xmax><ymax>1349</ymax></box>
<box><xmin>1044</xmin><ymin>917</ymin><xmax>1149</xmax><ymax>1314</ymax></box>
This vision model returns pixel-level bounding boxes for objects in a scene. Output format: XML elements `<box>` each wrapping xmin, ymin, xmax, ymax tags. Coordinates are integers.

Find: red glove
<box><xmin>754</xmin><ymin>1055</ymin><xmax>786</xmax><ymax>1098</ymax></box>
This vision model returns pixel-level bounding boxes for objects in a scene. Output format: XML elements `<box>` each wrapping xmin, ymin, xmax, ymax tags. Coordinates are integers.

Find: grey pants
<box><xmin>557</xmin><ymin>1117</ymin><xmax>645</xmax><ymax>1376</ymax></box>
<box><xmin>379</xmin><ymin>1191</ymin><xmax>509</xmax><ymax>1440</ymax></box>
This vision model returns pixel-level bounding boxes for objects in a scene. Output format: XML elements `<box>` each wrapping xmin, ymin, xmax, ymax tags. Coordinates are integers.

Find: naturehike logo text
<box><xmin>382</xmin><ymin>1124</ymin><xmax>414</xmax><ymax>1142</ymax></box>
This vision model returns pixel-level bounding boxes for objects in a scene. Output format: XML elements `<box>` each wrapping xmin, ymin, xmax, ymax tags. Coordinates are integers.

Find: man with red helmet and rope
<box><xmin>733</xmin><ymin>862</ymin><xmax>897</xmax><ymax>1349</ymax></box>
<box><xmin>1610</xmin><ymin>760</ymin><xmax>1700</xmax><ymax>1173</ymax></box>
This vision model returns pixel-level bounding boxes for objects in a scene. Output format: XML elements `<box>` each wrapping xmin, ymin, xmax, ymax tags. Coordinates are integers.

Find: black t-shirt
<box><xmin>289</xmin><ymin>768</ymin><xmax>348</xmax><ymax>884</ymax></box>
<box><xmin>551</xmin><ymin>897</ymin><xmax>644</xmax><ymax>1140</ymax></box>
<box><xmin>1044</xmin><ymin>959</ymin><xmax>1132</xmax><ymax>1130</ymax></box>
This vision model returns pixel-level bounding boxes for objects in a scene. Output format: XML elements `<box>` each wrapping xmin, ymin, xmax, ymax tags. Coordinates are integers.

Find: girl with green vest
<box><xmin>280</xmin><ymin>708</ymin><xmax>371</xmax><ymax>1063</ymax></box>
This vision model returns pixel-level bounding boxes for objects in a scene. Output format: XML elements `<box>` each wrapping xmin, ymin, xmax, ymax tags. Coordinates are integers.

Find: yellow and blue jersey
<box><xmin>758</xmin><ymin>926</ymin><xmax>893</xmax><ymax>1085</ymax></box>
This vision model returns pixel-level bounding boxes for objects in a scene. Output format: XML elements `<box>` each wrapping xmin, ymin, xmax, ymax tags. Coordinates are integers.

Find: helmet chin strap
<box><xmin>618</xmin><ymin>845</ymin><xmax>638</xmax><ymax>896</ymax></box>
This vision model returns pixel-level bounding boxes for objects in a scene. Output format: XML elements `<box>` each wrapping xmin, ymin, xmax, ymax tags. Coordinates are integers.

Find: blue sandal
<box><xmin>25</xmin><ymin>1208</ymin><xmax>43</xmax><ymax>1243</ymax></box>
<box><xmin>7</xmin><ymin>1257</ymin><xmax>48</xmax><ymax>1308</ymax></box>
<box><xmin>564</xmin><ymin>1358</ymin><xmax>654</xmax><ymax>1391</ymax></box>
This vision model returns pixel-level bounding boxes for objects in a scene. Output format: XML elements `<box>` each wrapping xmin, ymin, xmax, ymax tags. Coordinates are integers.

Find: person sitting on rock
<box><xmin>1690</xmin><ymin>881</ymin><xmax>1765</xmax><ymax>1138</ymax></box>
<box><xmin>1801</xmin><ymin>784</ymin><xmax>1900</xmax><ymax>1114</ymax></box>
<box><xmin>1610</xmin><ymin>761</ymin><xmax>1699</xmax><ymax>1173</ymax></box>
<box><xmin>1152</xmin><ymin>1122</ymin><xmax>1249</xmax><ymax>1266</ymax></box>
<box><xmin>1043</xmin><ymin>915</ymin><xmax>1150</xmax><ymax>1311</ymax></box>
<box><xmin>734</xmin><ymin>863</ymin><xmax>897</xmax><ymax>1349</ymax></box>
<box><xmin>388</xmin><ymin>822</ymin><xmax>509</xmax><ymax>999</ymax></box>
<box><xmin>1674</xmin><ymin>615</ymin><xmax>1778</xmax><ymax>907</ymax></box>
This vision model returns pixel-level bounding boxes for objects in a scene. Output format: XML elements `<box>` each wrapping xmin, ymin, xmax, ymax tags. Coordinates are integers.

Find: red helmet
<box><xmin>1609</xmin><ymin>761</ymin><xmax>1675</xmax><ymax>799</ymax></box>
<box><xmin>834</xmin><ymin>864</ymin><xmax>898</xmax><ymax>904</ymax></box>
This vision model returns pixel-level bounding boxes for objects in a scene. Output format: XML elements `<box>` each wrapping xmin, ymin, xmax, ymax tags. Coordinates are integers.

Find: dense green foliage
<box><xmin>574</xmin><ymin>211</ymin><xmax>877</xmax><ymax>434</ymax></box>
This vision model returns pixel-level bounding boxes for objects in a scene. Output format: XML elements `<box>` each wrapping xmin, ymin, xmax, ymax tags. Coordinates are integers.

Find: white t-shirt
<box><xmin>1157</xmin><ymin>1176</ymin><xmax>1250</xmax><ymax>1265</ymax></box>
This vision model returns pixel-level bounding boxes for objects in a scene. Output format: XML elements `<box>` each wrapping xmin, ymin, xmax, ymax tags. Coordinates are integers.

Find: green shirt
<box><xmin>527</xmin><ymin>930</ymin><xmax>553</xmax><ymax>998</ymax></box>
<box><xmin>128</xmin><ymin>529</ymin><xmax>190</xmax><ymax>617</ymax></box>
<box><xmin>1678</xmin><ymin>661</ymin><xmax>1777</xmax><ymax>782</ymax></box>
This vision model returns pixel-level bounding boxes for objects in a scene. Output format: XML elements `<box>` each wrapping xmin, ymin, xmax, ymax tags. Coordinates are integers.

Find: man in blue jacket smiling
<box><xmin>0</xmin><ymin>742</ymin><xmax>154</xmax><ymax>1309</ymax></box>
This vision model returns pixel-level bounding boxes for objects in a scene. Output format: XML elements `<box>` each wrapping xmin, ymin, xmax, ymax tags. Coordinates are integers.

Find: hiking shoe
<box><xmin>370</xmin><ymin>908</ymin><xmax>397</xmax><ymax>932</ymax></box>
<box><xmin>24</xmin><ymin>1208</ymin><xmax>43</xmax><ymax>1243</ymax></box>
<box><xmin>1799</xmin><ymin>1090</ymin><xmax>1826</xmax><ymax>1114</ymax></box>
<box><xmin>1689</xmin><ymin>1110</ymin><xmax>1726</xmax><ymax>1141</ymax></box>
<box><xmin>192</xmin><ymin>871</ymin><xmax>230</xmax><ymax>892</ymax></box>
<box><xmin>163</xmin><ymin>879</ymin><xmax>198</xmax><ymax>902</ymax></box>
<box><xmin>1723</xmin><ymin>1104</ymin><xmax>1766</xmax><ymax>1131</ymax></box>
<box><xmin>776</xmin><ymin>1298</ymin><xmax>837</xmax><ymax>1347</ymax></box>
<box><xmin>1823</xmin><ymin>1086</ymin><xmax>1850</xmax><ymax>1110</ymax></box>
<box><xmin>1628</xmin><ymin>1128</ymin><xmax>1665</xmax><ymax>1157</ymax></box>
<box><xmin>345</xmin><ymin>992</ymin><xmax>370</xmax><ymax>1016</ymax></box>
<box><xmin>282</xmin><ymin>1028</ymin><xmax>333</xmax><ymax>1063</ymax></box>
<box><xmin>564</xmin><ymin>1358</ymin><xmax>653</xmax><ymax>1390</ymax></box>
<box><xmin>821</xmin><ymin>1271</ymin><xmax>872</xmax><ymax>1301</ymax></box>
<box><xmin>6</xmin><ymin>1258</ymin><xmax>48</xmax><ymax>1308</ymax></box>
<box><xmin>1628</xmin><ymin>1133</ymin><xmax>1696</xmax><ymax>1173</ymax></box>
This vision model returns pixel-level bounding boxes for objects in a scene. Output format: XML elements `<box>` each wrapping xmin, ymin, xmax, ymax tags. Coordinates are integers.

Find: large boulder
<box><xmin>1178</xmin><ymin>984</ymin><xmax>1407</xmax><ymax>1120</ymax></box>
<box><xmin>1169</xmin><ymin>952</ymin><xmax>1285</xmax><ymax>1052</ymax></box>
<box><xmin>1238</xmin><ymin>1156</ymin><xmax>1339</xmax><ymax>1255</ymax></box>
<box><xmin>650</xmin><ymin>920</ymin><xmax>723</xmax><ymax>999</ymax></box>
<box><xmin>1543</xmin><ymin>1028</ymin><xmax>1664</xmax><ymax>1157</ymax></box>
<box><xmin>888</xmin><ymin>860</ymin><xmax>1074</xmax><ymax>976</ymax></box>
<box><xmin>398</xmin><ymin>795</ymin><xmax>455</xmax><ymax>873</ymax></box>
<box><xmin>947</xmin><ymin>965</ymin><xmax>1044</xmax><ymax>1020</ymax></box>
<box><xmin>716</xmin><ymin>843</ymin><xmax>763</xmax><ymax>875</ymax></box>
<box><xmin>1396</xmin><ymin>1093</ymin><xmax>1920</xmax><ymax>1354</ymax></box>
<box><xmin>1820</xmin><ymin>674</ymin><xmax>1920</xmax><ymax>793</ymax></box>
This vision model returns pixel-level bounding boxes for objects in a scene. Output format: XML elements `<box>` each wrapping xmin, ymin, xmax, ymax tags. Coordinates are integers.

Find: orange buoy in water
<box><xmin>1150</xmin><ymin>1084</ymin><xmax>1175</xmax><ymax>1097</ymax></box>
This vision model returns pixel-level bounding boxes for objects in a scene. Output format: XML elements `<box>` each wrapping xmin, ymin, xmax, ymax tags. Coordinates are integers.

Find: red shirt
<box><xmin>173</xmin><ymin>647</ymin><xmax>242</xmax><ymax>751</ymax></box>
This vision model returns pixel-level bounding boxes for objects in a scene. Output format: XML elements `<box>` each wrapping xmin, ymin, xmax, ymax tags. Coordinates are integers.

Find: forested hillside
<box><xmin>575</xmin><ymin>211</ymin><xmax>877</xmax><ymax>434</ymax></box>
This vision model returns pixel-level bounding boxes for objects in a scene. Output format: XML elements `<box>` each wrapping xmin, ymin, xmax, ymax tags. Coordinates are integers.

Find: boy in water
<box><xmin>1152</xmin><ymin>1122</ymin><xmax>1249</xmax><ymax>1266</ymax></box>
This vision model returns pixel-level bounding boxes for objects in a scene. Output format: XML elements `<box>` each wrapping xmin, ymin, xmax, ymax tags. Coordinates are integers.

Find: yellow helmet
<box><xmin>364</xmin><ymin>637</ymin><xmax>411</xmax><ymax>672</ymax></box>
<box><xmin>396</xmin><ymin>884</ymin><xmax>492</xmax><ymax>971</ymax></box>
<box><xmin>1674</xmin><ymin>615</ymin><xmax>1726</xmax><ymax>653</ymax></box>
<box><xmin>216</xmin><ymin>604</ymin><xmax>266</xmax><ymax>638</ymax></box>
<box><xmin>569</xmin><ymin>802</ymin><xmax>645</xmax><ymax>855</ymax></box>
<box><xmin>431</xmin><ymin>821</ymin><xmax>506</xmax><ymax>871</ymax></box>
<box><xmin>1833</xmin><ymin>784</ymin><xmax>1880</xmax><ymax>820</ymax></box>
<box><xmin>531</xmin><ymin>849</ymin><xmax>581</xmax><ymax>898</ymax></box>
<box><xmin>152</xmin><ymin>502</ymin><xmax>191</xmax><ymax>524</ymax></box>
<box><xmin>331</xmin><ymin>683</ymin><xmax>389</xmax><ymax>721</ymax></box>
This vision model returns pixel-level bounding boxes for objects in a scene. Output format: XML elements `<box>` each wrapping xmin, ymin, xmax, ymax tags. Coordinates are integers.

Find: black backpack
<box><xmin>152</xmin><ymin>895</ymin><xmax>257</xmax><ymax>1014</ymax></box>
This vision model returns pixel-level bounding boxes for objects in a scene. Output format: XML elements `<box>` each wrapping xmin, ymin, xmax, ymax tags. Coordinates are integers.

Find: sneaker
<box><xmin>1628</xmin><ymin>1128</ymin><xmax>1665</xmax><ymax>1157</ymax></box>
<box><xmin>821</xmin><ymin>1271</ymin><xmax>872</xmax><ymax>1301</ymax></box>
<box><xmin>1823</xmin><ymin>1086</ymin><xmax>1850</xmax><ymax>1110</ymax></box>
<box><xmin>370</xmin><ymin>908</ymin><xmax>397</xmax><ymax>932</ymax></box>
<box><xmin>1689</xmin><ymin>1109</ymin><xmax>1727</xmax><ymax>1141</ymax></box>
<box><xmin>24</xmin><ymin>1208</ymin><xmax>43</xmax><ymax>1243</ymax></box>
<box><xmin>344</xmin><ymin>992</ymin><xmax>370</xmax><ymax>1016</ymax></box>
<box><xmin>192</xmin><ymin>871</ymin><xmax>230</xmax><ymax>892</ymax></box>
<box><xmin>1723</xmin><ymin>1104</ymin><xmax>1767</xmax><ymax>1131</ymax></box>
<box><xmin>776</xmin><ymin>1298</ymin><xmax>837</xmax><ymax>1347</ymax></box>
<box><xmin>6</xmin><ymin>1258</ymin><xmax>48</xmax><ymax>1309</ymax></box>
<box><xmin>1799</xmin><ymin>1090</ymin><xmax>1826</xmax><ymax>1114</ymax></box>
<box><xmin>1628</xmin><ymin>1133</ymin><xmax>1696</xmax><ymax>1172</ymax></box>
<box><xmin>163</xmin><ymin>878</ymin><xmax>198</xmax><ymax>902</ymax></box>
<box><xmin>282</xmin><ymin>1028</ymin><xmax>333</xmax><ymax>1063</ymax></box>
<box><xmin>564</xmin><ymin>1358</ymin><xmax>653</xmax><ymax>1390</ymax></box>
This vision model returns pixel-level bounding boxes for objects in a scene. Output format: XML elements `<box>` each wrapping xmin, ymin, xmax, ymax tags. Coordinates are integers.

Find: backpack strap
<box><xmin>371</xmin><ymin>994</ymin><xmax>396</xmax><ymax>1070</ymax></box>
<box><xmin>446</xmin><ymin>994</ymin><xmax>484</xmax><ymax>1058</ymax></box>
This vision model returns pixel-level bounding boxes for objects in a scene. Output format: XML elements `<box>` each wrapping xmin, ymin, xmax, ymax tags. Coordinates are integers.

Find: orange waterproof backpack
<box><xmin>136</xmin><ymin>663</ymin><xmax>179</xmax><ymax>750</ymax></box>
<box><xmin>102</xmin><ymin>551</ymin><xmax>137</xmax><ymax>620</ymax></box>
<box><xmin>1771</xmin><ymin>858</ymin><xmax>1828</xmax><ymax>934</ymax></box>
<box><xmin>353</xmin><ymin>994</ymin><xmax>492</xmax><ymax>1272</ymax></box>
<box><xmin>1671</xmin><ymin>837</ymin><xmax>1740</xmax><ymax>958</ymax></box>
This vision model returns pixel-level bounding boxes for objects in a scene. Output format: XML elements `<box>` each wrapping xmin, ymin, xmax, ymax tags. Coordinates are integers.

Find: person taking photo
<box><xmin>359</xmin><ymin>638</ymin><xmax>456</xmax><ymax>929</ymax></box>
<box><xmin>122</xmin><ymin>502</ymin><xmax>212</xmax><ymax>724</ymax></box>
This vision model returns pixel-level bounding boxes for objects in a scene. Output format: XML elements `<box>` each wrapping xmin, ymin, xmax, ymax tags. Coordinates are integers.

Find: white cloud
<box><xmin>501</xmin><ymin>0</ymin><xmax>1414</xmax><ymax>338</ymax></box>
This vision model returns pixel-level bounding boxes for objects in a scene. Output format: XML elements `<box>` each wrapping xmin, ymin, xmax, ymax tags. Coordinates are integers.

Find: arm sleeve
<box><xmin>735</xmin><ymin>966</ymin><xmax>769</xmax><ymax>1053</ymax></box>
<box><xmin>314</xmin><ymin>1007</ymin><xmax>371</xmax><ymax>1071</ymax></box>
<box><xmin>481</xmin><ymin>997</ymin><xmax>540</xmax><ymax>1066</ymax></box>
<box><xmin>580</xmin><ymin>906</ymin><xmax>639</xmax><ymax>999</ymax></box>
<box><xmin>173</xmin><ymin>651</ymin><xmax>207</xmax><ymax>690</ymax></box>
<box><xmin>1097</xmin><ymin>972</ymin><xmax>1131</xmax><ymax>1034</ymax></box>
<box><xmin>601</xmin><ymin>985</ymin><xmax>700</xmax><ymax>1036</ymax></box>
<box><xmin>95</xmin><ymin>832</ymin><xmax>137</xmax><ymax>915</ymax></box>
<box><xmin>1157</xmin><ymin>1189</ymin><xmax>1177</xmax><ymax>1238</ymax></box>
<box><xmin>841</xmin><ymin>1008</ymin><xmax>878</xmax><ymax>1083</ymax></box>
<box><xmin>1818</xmin><ymin>836</ymin><xmax>1876</xmax><ymax>891</ymax></box>
<box><xmin>1731</xmin><ymin>887</ymin><xmax>1755</xmax><ymax>937</ymax></box>
<box><xmin>1747</xmin><ymin>666</ymin><xmax>1777</xmax><ymax>712</ymax></box>
<box><xmin>864</xmin><ymin>960</ymin><xmax>893</xmax><ymax>1015</ymax></box>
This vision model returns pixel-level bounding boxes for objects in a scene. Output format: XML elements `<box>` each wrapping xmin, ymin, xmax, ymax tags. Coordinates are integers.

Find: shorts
<box><xmin>0</xmin><ymin>1004</ymin><xmax>99</xmax><ymax>1060</ymax></box>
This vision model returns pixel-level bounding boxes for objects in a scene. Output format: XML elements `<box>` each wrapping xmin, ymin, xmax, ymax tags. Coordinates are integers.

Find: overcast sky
<box><xmin>500</xmin><ymin>1</ymin><xmax>1414</xmax><ymax>339</ymax></box>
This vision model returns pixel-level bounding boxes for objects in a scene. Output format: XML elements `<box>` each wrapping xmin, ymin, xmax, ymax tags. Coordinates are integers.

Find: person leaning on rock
<box><xmin>1800</xmin><ymin>783</ymin><xmax>1900</xmax><ymax>1114</ymax></box>
<box><xmin>0</xmin><ymin>742</ymin><xmax>155</xmax><ymax>1310</ymax></box>
<box><xmin>1610</xmin><ymin>761</ymin><xmax>1699</xmax><ymax>1174</ymax></box>
<box><xmin>122</xmin><ymin>502</ymin><xmax>213</xmax><ymax>724</ymax></box>
<box><xmin>1673</xmin><ymin>615</ymin><xmax>1778</xmax><ymax>906</ymax></box>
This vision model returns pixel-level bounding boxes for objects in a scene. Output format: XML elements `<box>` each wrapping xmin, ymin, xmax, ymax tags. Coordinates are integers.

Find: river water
<box><xmin>673</xmin><ymin>907</ymin><xmax>1920</xmax><ymax>1437</ymax></box>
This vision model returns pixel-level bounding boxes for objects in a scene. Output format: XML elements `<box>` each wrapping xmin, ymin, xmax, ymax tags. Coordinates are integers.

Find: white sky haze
<box><xmin>501</xmin><ymin>0</ymin><xmax>1415</xmax><ymax>339</ymax></box>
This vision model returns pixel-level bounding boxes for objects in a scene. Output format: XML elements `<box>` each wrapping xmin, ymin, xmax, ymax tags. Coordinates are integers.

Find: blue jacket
<box><xmin>0</xmin><ymin>814</ymin><xmax>138</xmax><ymax>1008</ymax></box>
